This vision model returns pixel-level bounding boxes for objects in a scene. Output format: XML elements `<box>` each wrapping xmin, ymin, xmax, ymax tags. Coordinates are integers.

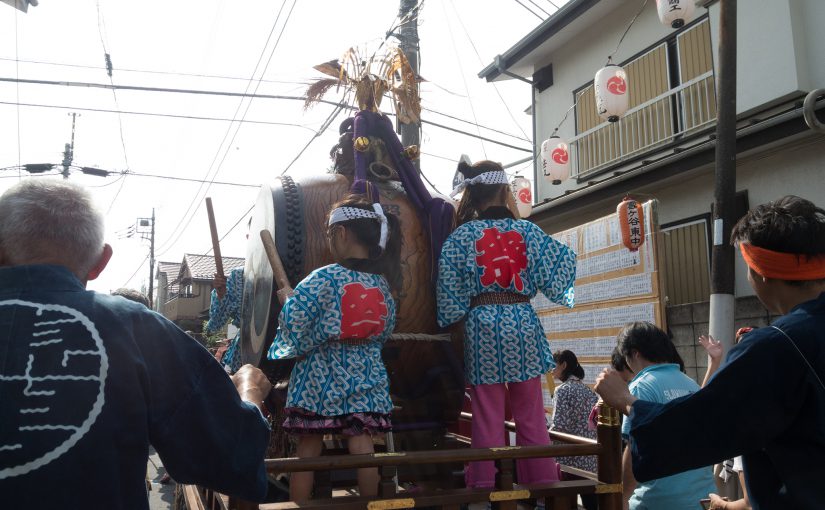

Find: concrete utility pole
<box><xmin>148</xmin><ymin>208</ymin><xmax>155</xmax><ymax>310</ymax></box>
<box><xmin>709</xmin><ymin>0</ymin><xmax>737</xmax><ymax>353</ymax></box>
<box><xmin>61</xmin><ymin>112</ymin><xmax>79</xmax><ymax>179</ymax></box>
<box><xmin>135</xmin><ymin>210</ymin><xmax>156</xmax><ymax>309</ymax></box>
<box><xmin>398</xmin><ymin>0</ymin><xmax>421</xmax><ymax>168</ymax></box>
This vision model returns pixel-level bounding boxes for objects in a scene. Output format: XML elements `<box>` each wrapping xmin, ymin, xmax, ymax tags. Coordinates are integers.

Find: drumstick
<box><xmin>259</xmin><ymin>230</ymin><xmax>292</xmax><ymax>293</ymax></box>
<box><xmin>205</xmin><ymin>197</ymin><xmax>224</xmax><ymax>279</ymax></box>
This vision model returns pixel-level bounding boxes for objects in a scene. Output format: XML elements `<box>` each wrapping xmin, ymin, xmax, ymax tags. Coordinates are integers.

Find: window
<box><xmin>661</xmin><ymin>216</ymin><xmax>711</xmax><ymax>306</ymax></box>
<box><xmin>571</xmin><ymin>18</ymin><xmax>715</xmax><ymax>177</ymax></box>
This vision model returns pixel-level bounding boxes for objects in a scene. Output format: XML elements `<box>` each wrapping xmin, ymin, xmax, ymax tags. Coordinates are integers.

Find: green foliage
<box><xmin>201</xmin><ymin>320</ymin><xmax>225</xmax><ymax>350</ymax></box>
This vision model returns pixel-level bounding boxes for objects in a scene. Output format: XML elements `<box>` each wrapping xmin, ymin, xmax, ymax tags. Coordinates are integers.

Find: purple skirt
<box><xmin>283</xmin><ymin>407</ymin><xmax>392</xmax><ymax>436</ymax></box>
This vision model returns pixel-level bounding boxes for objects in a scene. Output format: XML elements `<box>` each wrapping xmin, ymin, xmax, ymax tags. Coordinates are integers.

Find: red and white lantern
<box><xmin>595</xmin><ymin>65</ymin><xmax>629</xmax><ymax>122</ymax></box>
<box><xmin>657</xmin><ymin>0</ymin><xmax>695</xmax><ymax>29</ymax></box>
<box><xmin>617</xmin><ymin>197</ymin><xmax>645</xmax><ymax>251</ymax></box>
<box><xmin>511</xmin><ymin>176</ymin><xmax>532</xmax><ymax>218</ymax></box>
<box><xmin>540</xmin><ymin>136</ymin><xmax>570</xmax><ymax>185</ymax></box>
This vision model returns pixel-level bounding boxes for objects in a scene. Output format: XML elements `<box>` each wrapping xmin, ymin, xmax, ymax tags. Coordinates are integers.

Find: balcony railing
<box><xmin>571</xmin><ymin>71</ymin><xmax>716</xmax><ymax>178</ymax></box>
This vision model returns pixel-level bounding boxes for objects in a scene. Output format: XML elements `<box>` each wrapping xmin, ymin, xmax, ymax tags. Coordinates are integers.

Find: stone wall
<box><xmin>667</xmin><ymin>296</ymin><xmax>774</xmax><ymax>383</ymax></box>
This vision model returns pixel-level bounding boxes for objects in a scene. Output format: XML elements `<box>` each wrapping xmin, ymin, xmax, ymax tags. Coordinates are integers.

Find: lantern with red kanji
<box><xmin>617</xmin><ymin>197</ymin><xmax>645</xmax><ymax>251</ymax></box>
<box><xmin>595</xmin><ymin>65</ymin><xmax>629</xmax><ymax>122</ymax></box>
<box><xmin>657</xmin><ymin>0</ymin><xmax>695</xmax><ymax>29</ymax></box>
<box><xmin>511</xmin><ymin>176</ymin><xmax>532</xmax><ymax>218</ymax></box>
<box><xmin>541</xmin><ymin>136</ymin><xmax>570</xmax><ymax>185</ymax></box>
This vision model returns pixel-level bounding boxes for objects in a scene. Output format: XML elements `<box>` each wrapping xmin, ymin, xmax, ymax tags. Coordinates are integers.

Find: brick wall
<box><xmin>667</xmin><ymin>296</ymin><xmax>775</xmax><ymax>383</ymax></box>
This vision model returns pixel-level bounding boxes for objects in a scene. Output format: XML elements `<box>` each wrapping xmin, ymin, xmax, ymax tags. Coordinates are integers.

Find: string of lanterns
<box><xmin>540</xmin><ymin>0</ymin><xmax>696</xmax><ymax>186</ymax></box>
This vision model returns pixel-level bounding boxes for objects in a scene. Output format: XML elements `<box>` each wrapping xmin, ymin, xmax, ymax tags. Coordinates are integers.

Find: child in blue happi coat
<box><xmin>268</xmin><ymin>195</ymin><xmax>402</xmax><ymax>501</ymax></box>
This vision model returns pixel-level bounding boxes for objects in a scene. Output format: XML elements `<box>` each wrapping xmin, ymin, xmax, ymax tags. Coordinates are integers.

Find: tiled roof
<box><xmin>180</xmin><ymin>253</ymin><xmax>245</xmax><ymax>281</ymax></box>
<box><xmin>156</xmin><ymin>261</ymin><xmax>181</xmax><ymax>278</ymax></box>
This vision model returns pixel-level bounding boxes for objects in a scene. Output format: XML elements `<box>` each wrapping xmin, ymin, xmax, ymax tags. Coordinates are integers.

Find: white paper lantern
<box><xmin>511</xmin><ymin>176</ymin><xmax>532</xmax><ymax>218</ymax></box>
<box><xmin>594</xmin><ymin>65</ymin><xmax>629</xmax><ymax>122</ymax></box>
<box><xmin>657</xmin><ymin>0</ymin><xmax>695</xmax><ymax>29</ymax></box>
<box><xmin>540</xmin><ymin>136</ymin><xmax>571</xmax><ymax>185</ymax></box>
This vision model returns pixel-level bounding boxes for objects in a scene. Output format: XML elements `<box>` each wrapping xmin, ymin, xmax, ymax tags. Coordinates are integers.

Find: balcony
<box><xmin>570</xmin><ymin>71</ymin><xmax>716</xmax><ymax>178</ymax></box>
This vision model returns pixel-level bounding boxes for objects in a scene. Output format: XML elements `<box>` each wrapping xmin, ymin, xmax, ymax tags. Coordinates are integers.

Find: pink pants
<box><xmin>466</xmin><ymin>377</ymin><xmax>560</xmax><ymax>488</ymax></box>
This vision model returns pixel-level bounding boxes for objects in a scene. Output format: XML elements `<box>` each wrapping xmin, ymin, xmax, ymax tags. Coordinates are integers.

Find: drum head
<box><xmin>240</xmin><ymin>184</ymin><xmax>277</xmax><ymax>367</ymax></box>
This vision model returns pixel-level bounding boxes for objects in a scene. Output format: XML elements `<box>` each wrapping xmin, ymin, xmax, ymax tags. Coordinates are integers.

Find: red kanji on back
<box><xmin>475</xmin><ymin>227</ymin><xmax>528</xmax><ymax>291</ymax></box>
<box><xmin>340</xmin><ymin>282</ymin><xmax>388</xmax><ymax>339</ymax></box>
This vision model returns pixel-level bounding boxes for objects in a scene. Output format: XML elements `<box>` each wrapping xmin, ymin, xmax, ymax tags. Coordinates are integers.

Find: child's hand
<box><xmin>213</xmin><ymin>273</ymin><xmax>227</xmax><ymax>299</ymax></box>
<box><xmin>698</xmin><ymin>334</ymin><xmax>724</xmax><ymax>362</ymax></box>
<box><xmin>276</xmin><ymin>287</ymin><xmax>294</xmax><ymax>305</ymax></box>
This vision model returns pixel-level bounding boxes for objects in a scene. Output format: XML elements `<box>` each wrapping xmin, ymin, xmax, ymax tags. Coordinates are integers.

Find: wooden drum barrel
<box><xmin>239</xmin><ymin>173</ymin><xmax>464</xmax><ymax>431</ymax></box>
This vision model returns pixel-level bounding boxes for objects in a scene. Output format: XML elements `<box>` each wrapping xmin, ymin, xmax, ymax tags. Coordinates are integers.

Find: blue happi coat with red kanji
<box><xmin>437</xmin><ymin>213</ymin><xmax>577</xmax><ymax>385</ymax></box>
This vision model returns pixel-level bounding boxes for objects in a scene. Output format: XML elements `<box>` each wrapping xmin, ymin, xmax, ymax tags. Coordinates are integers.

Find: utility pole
<box><xmin>148</xmin><ymin>208</ymin><xmax>155</xmax><ymax>310</ymax></box>
<box><xmin>134</xmin><ymin>210</ymin><xmax>156</xmax><ymax>309</ymax></box>
<box><xmin>709</xmin><ymin>0</ymin><xmax>737</xmax><ymax>353</ymax></box>
<box><xmin>398</xmin><ymin>0</ymin><xmax>421</xmax><ymax>170</ymax></box>
<box><xmin>61</xmin><ymin>112</ymin><xmax>79</xmax><ymax>179</ymax></box>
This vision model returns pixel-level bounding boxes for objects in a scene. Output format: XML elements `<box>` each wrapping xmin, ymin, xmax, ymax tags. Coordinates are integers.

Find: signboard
<box><xmin>536</xmin><ymin>200</ymin><xmax>666</xmax><ymax>411</ymax></box>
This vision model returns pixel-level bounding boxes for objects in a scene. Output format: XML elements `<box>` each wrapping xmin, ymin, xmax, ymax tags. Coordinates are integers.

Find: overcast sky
<box><xmin>0</xmin><ymin>0</ymin><xmax>562</xmax><ymax>295</ymax></box>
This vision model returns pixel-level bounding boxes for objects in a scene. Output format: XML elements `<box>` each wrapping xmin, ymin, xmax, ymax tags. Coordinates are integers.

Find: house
<box><xmin>481</xmin><ymin>0</ymin><xmax>825</xmax><ymax>380</ymax></box>
<box><xmin>155</xmin><ymin>261</ymin><xmax>181</xmax><ymax>313</ymax></box>
<box><xmin>160</xmin><ymin>254</ymin><xmax>245</xmax><ymax>332</ymax></box>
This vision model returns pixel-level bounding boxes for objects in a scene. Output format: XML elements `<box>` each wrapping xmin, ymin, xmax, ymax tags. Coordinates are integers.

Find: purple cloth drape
<box><xmin>349</xmin><ymin>110</ymin><xmax>454</xmax><ymax>282</ymax></box>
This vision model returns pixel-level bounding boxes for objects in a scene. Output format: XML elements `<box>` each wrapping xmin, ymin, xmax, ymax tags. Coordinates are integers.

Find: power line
<box><xmin>422</xmin><ymin>105</ymin><xmax>530</xmax><ymax>142</ymax></box>
<box><xmin>94</xmin><ymin>0</ymin><xmax>131</xmax><ymax>215</ymax></box>
<box><xmin>513</xmin><ymin>0</ymin><xmax>545</xmax><ymax>20</ymax></box>
<box><xmin>0</xmin><ymin>56</ymin><xmax>313</xmax><ymax>86</ymax></box>
<box><xmin>156</xmin><ymin>0</ymin><xmax>297</xmax><ymax>257</ymax></box>
<box><xmin>0</xmin><ymin>100</ymin><xmax>317</xmax><ymax>131</ymax></box>
<box><xmin>446</xmin><ymin>0</ymin><xmax>531</xmax><ymax>141</ymax></box>
<box><xmin>280</xmin><ymin>102</ymin><xmax>345</xmax><ymax>177</ymax></box>
<box><xmin>0</xmin><ymin>78</ymin><xmax>532</xmax><ymax>151</ymax></box>
<box><xmin>118</xmin><ymin>170</ymin><xmax>261</xmax><ymax>188</ymax></box>
<box><xmin>441</xmin><ymin>0</ymin><xmax>487</xmax><ymax>158</ymax></box>
<box><xmin>14</xmin><ymin>8</ymin><xmax>21</xmax><ymax>179</ymax></box>
<box><xmin>525</xmin><ymin>0</ymin><xmax>551</xmax><ymax>17</ymax></box>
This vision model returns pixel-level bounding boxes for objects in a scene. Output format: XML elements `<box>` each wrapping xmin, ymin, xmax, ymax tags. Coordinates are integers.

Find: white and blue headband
<box><xmin>450</xmin><ymin>170</ymin><xmax>509</xmax><ymax>198</ymax></box>
<box><xmin>328</xmin><ymin>203</ymin><xmax>389</xmax><ymax>250</ymax></box>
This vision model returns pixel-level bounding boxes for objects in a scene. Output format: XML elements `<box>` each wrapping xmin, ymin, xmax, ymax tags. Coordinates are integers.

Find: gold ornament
<box><xmin>402</xmin><ymin>145</ymin><xmax>420</xmax><ymax>160</ymax></box>
<box><xmin>354</xmin><ymin>136</ymin><xmax>370</xmax><ymax>152</ymax></box>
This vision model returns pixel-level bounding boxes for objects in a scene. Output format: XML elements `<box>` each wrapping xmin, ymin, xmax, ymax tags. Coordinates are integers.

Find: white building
<box><xmin>481</xmin><ymin>0</ymin><xmax>825</xmax><ymax>378</ymax></box>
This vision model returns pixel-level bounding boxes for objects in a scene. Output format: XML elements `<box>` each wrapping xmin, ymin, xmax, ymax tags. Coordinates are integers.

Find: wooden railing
<box><xmin>182</xmin><ymin>404</ymin><xmax>623</xmax><ymax>510</ymax></box>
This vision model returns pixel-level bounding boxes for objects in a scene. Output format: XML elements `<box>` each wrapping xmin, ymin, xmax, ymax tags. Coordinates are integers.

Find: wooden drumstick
<box><xmin>205</xmin><ymin>197</ymin><xmax>224</xmax><ymax>279</ymax></box>
<box><xmin>259</xmin><ymin>230</ymin><xmax>292</xmax><ymax>294</ymax></box>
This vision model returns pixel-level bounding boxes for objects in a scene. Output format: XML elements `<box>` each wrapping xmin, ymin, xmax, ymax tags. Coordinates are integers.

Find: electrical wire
<box><xmin>422</xmin><ymin>106</ymin><xmax>530</xmax><ymax>143</ymax></box>
<box><xmin>0</xmin><ymin>56</ymin><xmax>313</xmax><ymax>86</ymax></box>
<box><xmin>122</xmin><ymin>253</ymin><xmax>150</xmax><ymax>287</ymax></box>
<box><xmin>545</xmin><ymin>0</ymin><xmax>561</xmax><ymax>9</ymax></box>
<box><xmin>440</xmin><ymin>1</ymin><xmax>487</xmax><ymax>158</ymax></box>
<box><xmin>525</xmin><ymin>0</ymin><xmax>551</xmax><ymax>17</ymax></box>
<box><xmin>0</xmin><ymin>100</ymin><xmax>316</xmax><ymax>131</ymax></box>
<box><xmin>155</xmin><ymin>0</ymin><xmax>297</xmax><ymax>258</ymax></box>
<box><xmin>608</xmin><ymin>0</ymin><xmax>649</xmax><ymax>64</ymax></box>
<box><xmin>14</xmin><ymin>8</ymin><xmax>21</xmax><ymax>179</ymax></box>
<box><xmin>280</xmin><ymin>102</ymin><xmax>345</xmax><ymax>177</ymax></box>
<box><xmin>446</xmin><ymin>0</ymin><xmax>531</xmax><ymax>141</ymax></box>
<box><xmin>513</xmin><ymin>0</ymin><xmax>545</xmax><ymax>21</ymax></box>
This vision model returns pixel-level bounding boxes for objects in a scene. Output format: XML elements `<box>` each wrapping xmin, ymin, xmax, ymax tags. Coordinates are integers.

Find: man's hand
<box><xmin>594</xmin><ymin>368</ymin><xmax>636</xmax><ymax>415</ymax></box>
<box><xmin>213</xmin><ymin>273</ymin><xmax>228</xmax><ymax>299</ymax></box>
<box><xmin>231</xmin><ymin>365</ymin><xmax>272</xmax><ymax>412</ymax></box>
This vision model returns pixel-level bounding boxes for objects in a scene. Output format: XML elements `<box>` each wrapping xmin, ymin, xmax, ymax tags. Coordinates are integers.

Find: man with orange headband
<box><xmin>596</xmin><ymin>195</ymin><xmax>825</xmax><ymax>510</ymax></box>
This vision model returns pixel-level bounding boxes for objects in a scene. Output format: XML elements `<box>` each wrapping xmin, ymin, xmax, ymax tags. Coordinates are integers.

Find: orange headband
<box><xmin>739</xmin><ymin>243</ymin><xmax>825</xmax><ymax>280</ymax></box>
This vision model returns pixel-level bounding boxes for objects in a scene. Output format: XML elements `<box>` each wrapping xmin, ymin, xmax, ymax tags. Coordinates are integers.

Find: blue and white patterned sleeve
<box><xmin>528</xmin><ymin>224</ymin><xmax>577</xmax><ymax>308</ymax></box>
<box><xmin>267</xmin><ymin>271</ymin><xmax>331</xmax><ymax>359</ymax></box>
<box><xmin>436</xmin><ymin>233</ymin><xmax>472</xmax><ymax>328</ymax></box>
<box><xmin>205</xmin><ymin>267</ymin><xmax>243</xmax><ymax>333</ymax></box>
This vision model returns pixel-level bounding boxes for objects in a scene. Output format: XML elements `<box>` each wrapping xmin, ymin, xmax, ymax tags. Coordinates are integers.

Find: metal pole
<box><xmin>709</xmin><ymin>0</ymin><xmax>737</xmax><ymax>353</ymax></box>
<box><xmin>148</xmin><ymin>208</ymin><xmax>155</xmax><ymax>310</ymax></box>
<box><xmin>61</xmin><ymin>112</ymin><xmax>78</xmax><ymax>179</ymax></box>
<box><xmin>398</xmin><ymin>0</ymin><xmax>421</xmax><ymax>170</ymax></box>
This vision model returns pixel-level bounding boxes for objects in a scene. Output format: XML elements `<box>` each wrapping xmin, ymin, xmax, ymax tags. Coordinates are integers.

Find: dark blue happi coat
<box><xmin>628</xmin><ymin>292</ymin><xmax>825</xmax><ymax>510</ymax></box>
<box><xmin>0</xmin><ymin>265</ymin><xmax>270</xmax><ymax>510</ymax></box>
